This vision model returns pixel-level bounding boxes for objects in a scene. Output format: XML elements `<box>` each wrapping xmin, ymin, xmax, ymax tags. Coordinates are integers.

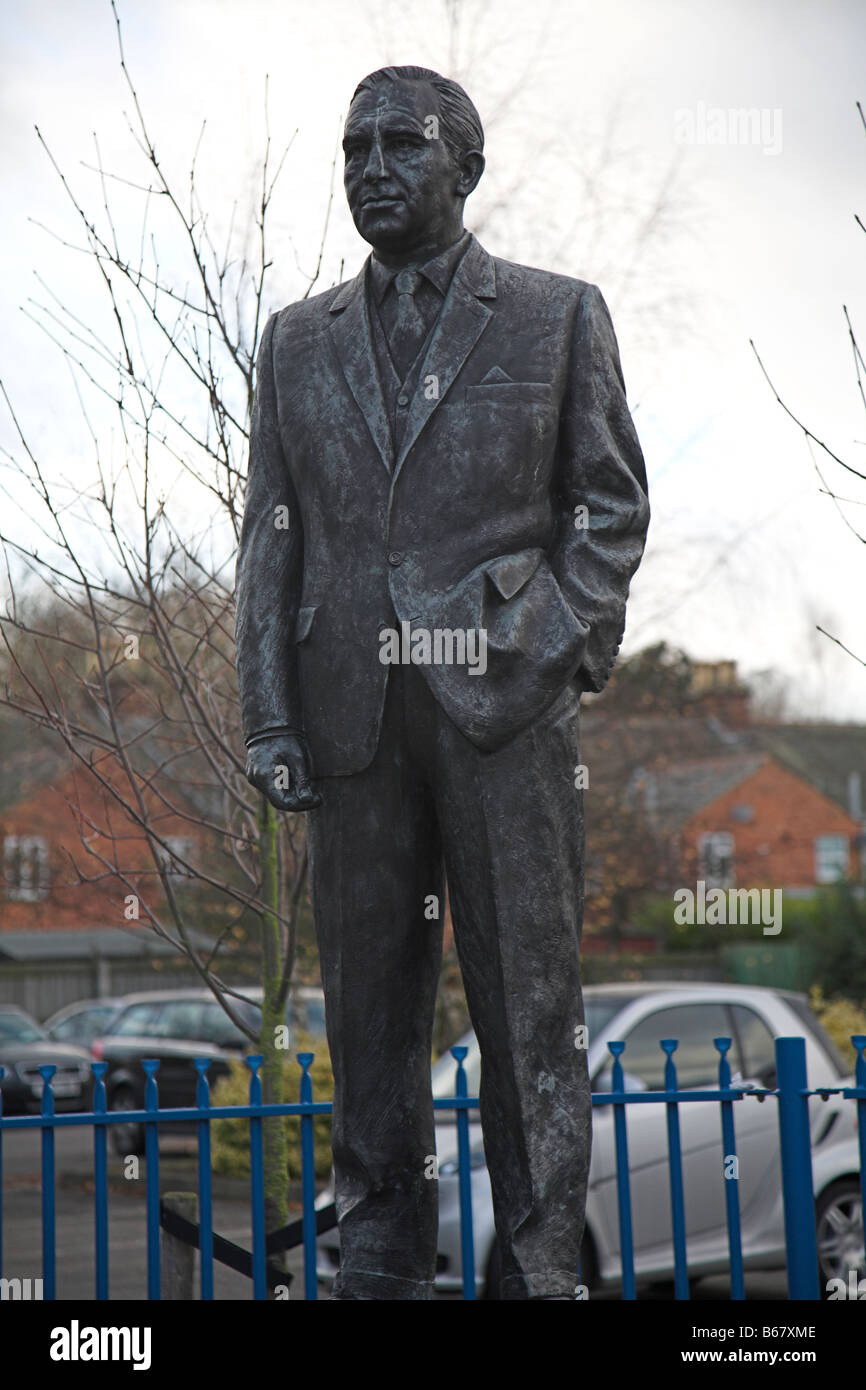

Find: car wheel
<box><xmin>816</xmin><ymin>1179</ymin><xmax>864</xmax><ymax>1292</ymax></box>
<box><xmin>109</xmin><ymin>1086</ymin><xmax>145</xmax><ymax>1158</ymax></box>
<box><xmin>483</xmin><ymin>1229</ymin><xmax>597</xmax><ymax>1300</ymax></box>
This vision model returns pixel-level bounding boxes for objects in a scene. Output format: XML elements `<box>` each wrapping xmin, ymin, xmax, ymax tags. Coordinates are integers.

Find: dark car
<box><xmin>0</xmin><ymin>1006</ymin><xmax>92</xmax><ymax>1114</ymax></box>
<box><xmin>43</xmin><ymin>997</ymin><xmax>126</xmax><ymax>1046</ymax></box>
<box><xmin>93</xmin><ymin>986</ymin><xmax>327</xmax><ymax>1155</ymax></box>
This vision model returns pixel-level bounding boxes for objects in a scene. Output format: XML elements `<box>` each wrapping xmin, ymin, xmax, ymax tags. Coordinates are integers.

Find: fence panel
<box><xmin>0</xmin><ymin>1033</ymin><xmax>863</xmax><ymax>1300</ymax></box>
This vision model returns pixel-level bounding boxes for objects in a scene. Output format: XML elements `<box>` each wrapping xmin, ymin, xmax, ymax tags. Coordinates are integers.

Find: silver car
<box><xmin>317</xmin><ymin>983</ymin><xmax>863</xmax><ymax>1296</ymax></box>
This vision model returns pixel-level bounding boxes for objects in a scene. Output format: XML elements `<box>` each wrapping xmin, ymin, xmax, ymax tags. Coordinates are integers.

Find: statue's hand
<box><xmin>244</xmin><ymin>733</ymin><xmax>323</xmax><ymax>812</ymax></box>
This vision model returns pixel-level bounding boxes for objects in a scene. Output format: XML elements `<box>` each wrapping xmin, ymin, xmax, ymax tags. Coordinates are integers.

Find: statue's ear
<box><xmin>457</xmin><ymin>150</ymin><xmax>485</xmax><ymax>199</ymax></box>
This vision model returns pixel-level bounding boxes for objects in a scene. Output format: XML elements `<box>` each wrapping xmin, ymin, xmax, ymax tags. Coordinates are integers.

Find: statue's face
<box><xmin>343</xmin><ymin>80</ymin><xmax>462</xmax><ymax>257</ymax></box>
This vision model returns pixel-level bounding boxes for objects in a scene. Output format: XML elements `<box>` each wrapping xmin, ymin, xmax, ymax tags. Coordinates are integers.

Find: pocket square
<box><xmin>478</xmin><ymin>365</ymin><xmax>514</xmax><ymax>384</ymax></box>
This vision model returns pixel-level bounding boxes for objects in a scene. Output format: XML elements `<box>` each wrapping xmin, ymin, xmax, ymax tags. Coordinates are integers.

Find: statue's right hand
<box><xmin>244</xmin><ymin>733</ymin><xmax>323</xmax><ymax>813</ymax></box>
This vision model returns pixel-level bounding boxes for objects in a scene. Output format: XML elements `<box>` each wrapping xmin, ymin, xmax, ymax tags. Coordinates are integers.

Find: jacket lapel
<box><xmin>328</xmin><ymin>235</ymin><xmax>497</xmax><ymax>482</ymax></box>
<box><xmin>393</xmin><ymin>236</ymin><xmax>496</xmax><ymax>482</ymax></box>
<box><xmin>329</xmin><ymin>264</ymin><xmax>392</xmax><ymax>475</ymax></box>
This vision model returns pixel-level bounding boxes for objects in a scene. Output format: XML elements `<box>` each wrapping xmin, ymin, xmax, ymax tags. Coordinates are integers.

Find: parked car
<box><xmin>0</xmin><ymin>1005</ymin><xmax>92</xmax><ymax>1113</ymax></box>
<box><xmin>93</xmin><ymin>985</ymin><xmax>326</xmax><ymax>1155</ymax></box>
<box><xmin>316</xmin><ymin>983</ymin><xmax>863</xmax><ymax>1296</ymax></box>
<box><xmin>43</xmin><ymin>997</ymin><xmax>126</xmax><ymax>1046</ymax></box>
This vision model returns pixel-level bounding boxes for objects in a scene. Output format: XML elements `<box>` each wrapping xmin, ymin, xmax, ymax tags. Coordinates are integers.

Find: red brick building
<box><xmin>670</xmin><ymin>755</ymin><xmax>862</xmax><ymax>892</ymax></box>
<box><xmin>582</xmin><ymin>699</ymin><xmax>866</xmax><ymax>916</ymax></box>
<box><xmin>0</xmin><ymin>705</ymin><xmax>219</xmax><ymax>935</ymax></box>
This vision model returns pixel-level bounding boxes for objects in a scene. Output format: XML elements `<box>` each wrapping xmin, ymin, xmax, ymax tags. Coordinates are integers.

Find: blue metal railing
<box><xmin>1</xmin><ymin>1033</ymin><xmax>864</xmax><ymax>1300</ymax></box>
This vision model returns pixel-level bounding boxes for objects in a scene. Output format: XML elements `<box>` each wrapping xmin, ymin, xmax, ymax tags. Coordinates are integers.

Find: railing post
<box><xmin>714</xmin><ymin>1038</ymin><xmax>744</xmax><ymax>1300</ymax></box>
<box><xmin>247</xmin><ymin>1055</ymin><xmax>267</xmax><ymax>1301</ymax></box>
<box><xmin>92</xmin><ymin>1062</ymin><xmax>109</xmax><ymax>1300</ymax></box>
<box><xmin>775</xmin><ymin>1036</ymin><xmax>819</xmax><ymax>1299</ymax></box>
<box><xmin>452</xmin><ymin>1045</ymin><xmax>476</xmax><ymax>1301</ymax></box>
<box><xmin>851</xmin><ymin>1035</ymin><xmax>866</xmax><ymax>1232</ymax></box>
<box><xmin>40</xmin><ymin>1065</ymin><xmax>57</xmax><ymax>1301</ymax></box>
<box><xmin>142</xmin><ymin>1059</ymin><xmax>161</xmax><ymax>1300</ymax></box>
<box><xmin>161</xmin><ymin>1192</ymin><xmax>198</xmax><ymax>1299</ymax></box>
<box><xmin>298</xmin><ymin>1052</ymin><xmax>317</xmax><ymax>1302</ymax></box>
<box><xmin>661</xmin><ymin>1040</ymin><xmax>689</xmax><ymax>1300</ymax></box>
<box><xmin>195</xmin><ymin>1059</ymin><xmax>214</xmax><ymax>1301</ymax></box>
<box><xmin>608</xmin><ymin>1041</ymin><xmax>636</xmax><ymax>1301</ymax></box>
<box><xmin>0</xmin><ymin>1066</ymin><xmax>4</xmax><ymax>1280</ymax></box>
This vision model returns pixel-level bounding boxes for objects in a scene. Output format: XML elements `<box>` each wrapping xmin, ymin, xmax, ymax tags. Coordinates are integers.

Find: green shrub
<box><xmin>809</xmin><ymin>987</ymin><xmax>866</xmax><ymax>1072</ymax></box>
<box><xmin>211</xmin><ymin>1034</ymin><xmax>334</xmax><ymax>1181</ymax></box>
<box><xmin>798</xmin><ymin>886</ymin><xmax>866</xmax><ymax>1006</ymax></box>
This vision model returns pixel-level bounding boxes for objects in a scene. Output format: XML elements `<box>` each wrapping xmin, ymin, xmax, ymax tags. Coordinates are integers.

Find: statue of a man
<box><xmin>236</xmin><ymin>65</ymin><xmax>649</xmax><ymax>1300</ymax></box>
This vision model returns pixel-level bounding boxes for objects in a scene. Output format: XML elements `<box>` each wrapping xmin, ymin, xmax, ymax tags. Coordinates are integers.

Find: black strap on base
<box><xmin>159</xmin><ymin>1199</ymin><xmax>339</xmax><ymax>1292</ymax></box>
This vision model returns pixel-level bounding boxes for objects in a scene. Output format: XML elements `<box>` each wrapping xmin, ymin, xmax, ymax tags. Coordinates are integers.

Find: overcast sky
<box><xmin>2</xmin><ymin>0</ymin><xmax>864</xmax><ymax>720</ymax></box>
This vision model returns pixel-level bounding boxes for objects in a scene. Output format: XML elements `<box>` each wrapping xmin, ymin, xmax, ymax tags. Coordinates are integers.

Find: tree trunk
<box><xmin>258</xmin><ymin>793</ymin><xmax>290</xmax><ymax>1295</ymax></box>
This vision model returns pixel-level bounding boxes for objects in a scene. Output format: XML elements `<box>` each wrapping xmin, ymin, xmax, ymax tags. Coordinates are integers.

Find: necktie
<box><xmin>389</xmin><ymin>269</ymin><xmax>426</xmax><ymax>379</ymax></box>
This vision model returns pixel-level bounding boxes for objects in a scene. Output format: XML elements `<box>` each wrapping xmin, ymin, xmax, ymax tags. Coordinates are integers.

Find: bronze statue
<box><xmin>236</xmin><ymin>65</ymin><xmax>649</xmax><ymax>1299</ymax></box>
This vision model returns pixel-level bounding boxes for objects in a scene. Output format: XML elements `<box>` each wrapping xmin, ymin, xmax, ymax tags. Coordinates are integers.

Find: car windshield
<box><xmin>584</xmin><ymin>995</ymin><xmax>633</xmax><ymax>1042</ymax></box>
<box><xmin>105</xmin><ymin>994</ymin><xmax>314</xmax><ymax>1046</ymax></box>
<box><xmin>784</xmin><ymin>995</ymin><xmax>848</xmax><ymax>1078</ymax></box>
<box><xmin>0</xmin><ymin>1012</ymin><xmax>45</xmax><ymax>1044</ymax></box>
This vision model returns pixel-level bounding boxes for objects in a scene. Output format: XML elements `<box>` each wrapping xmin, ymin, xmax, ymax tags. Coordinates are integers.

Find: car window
<box><xmin>157</xmin><ymin>1001</ymin><xmax>208</xmax><ymax>1039</ymax></box>
<box><xmin>0</xmin><ymin>1011</ymin><xmax>44</xmax><ymax>1043</ymax></box>
<box><xmin>53</xmin><ymin>1007</ymin><xmax>116</xmax><ymax>1042</ymax></box>
<box><xmin>617</xmin><ymin>1004</ymin><xmax>730</xmax><ymax>1090</ymax></box>
<box><xmin>429</xmin><ymin>996</ymin><xmax>630</xmax><ymax>1101</ymax></box>
<box><xmin>50</xmin><ymin>1017</ymin><xmax>84</xmax><ymax>1039</ymax></box>
<box><xmin>783</xmin><ymin>995</ymin><xmax>848</xmax><ymax>1078</ymax></box>
<box><xmin>293</xmin><ymin>996</ymin><xmax>327</xmax><ymax>1039</ymax></box>
<box><xmin>50</xmin><ymin>1015</ymin><xmax>82</xmax><ymax>1041</ymax></box>
<box><xmin>110</xmin><ymin>1003</ymin><xmax>165</xmax><ymax>1037</ymax></box>
<box><xmin>730</xmin><ymin>1005</ymin><xmax>777</xmax><ymax>1083</ymax></box>
<box><xmin>584</xmin><ymin>996</ymin><xmax>632</xmax><ymax>1044</ymax></box>
<box><xmin>198</xmin><ymin>1001</ymin><xmax>255</xmax><ymax>1047</ymax></box>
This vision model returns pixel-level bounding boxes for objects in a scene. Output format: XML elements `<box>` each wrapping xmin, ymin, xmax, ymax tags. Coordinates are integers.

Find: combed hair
<box><xmin>351</xmin><ymin>65</ymin><xmax>484</xmax><ymax>165</ymax></box>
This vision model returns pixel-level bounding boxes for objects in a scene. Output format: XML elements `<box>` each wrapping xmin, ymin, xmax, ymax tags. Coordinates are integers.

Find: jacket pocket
<box><xmin>483</xmin><ymin>549</ymin><xmax>544</xmax><ymax>601</ymax></box>
<box><xmin>465</xmin><ymin>382</ymin><xmax>554</xmax><ymax>405</ymax></box>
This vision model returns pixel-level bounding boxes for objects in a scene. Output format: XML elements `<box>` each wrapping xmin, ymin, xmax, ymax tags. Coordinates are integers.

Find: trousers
<box><xmin>307</xmin><ymin>660</ymin><xmax>591</xmax><ymax>1299</ymax></box>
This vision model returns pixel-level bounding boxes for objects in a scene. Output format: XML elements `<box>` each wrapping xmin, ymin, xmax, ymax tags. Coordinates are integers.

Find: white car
<box><xmin>317</xmin><ymin>983</ymin><xmax>863</xmax><ymax>1296</ymax></box>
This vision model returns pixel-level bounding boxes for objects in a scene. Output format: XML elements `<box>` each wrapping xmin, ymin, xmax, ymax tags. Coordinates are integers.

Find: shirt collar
<box><xmin>369</xmin><ymin>231</ymin><xmax>471</xmax><ymax>304</ymax></box>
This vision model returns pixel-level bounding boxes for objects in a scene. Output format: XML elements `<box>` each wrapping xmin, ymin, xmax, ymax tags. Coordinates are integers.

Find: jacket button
<box><xmin>388</xmin><ymin>550</ymin><xmax>404</xmax><ymax>567</ymax></box>
<box><xmin>397</xmin><ymin>394</ymin><xmax>409</xmax><ymax>407</ymax></box>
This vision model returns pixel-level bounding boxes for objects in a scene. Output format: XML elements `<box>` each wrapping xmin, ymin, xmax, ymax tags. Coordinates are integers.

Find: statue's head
<box><xmin>343</xmin><ymin>65</ymin><xmax>485</xmax><ymax>262</ymax></box>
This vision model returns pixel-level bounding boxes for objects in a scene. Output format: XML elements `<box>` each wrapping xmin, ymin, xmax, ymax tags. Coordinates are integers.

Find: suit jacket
<box><xmin>235</xmin><ymin>234</ymin><xmax>649</xmax><ymax>776</ymax></box>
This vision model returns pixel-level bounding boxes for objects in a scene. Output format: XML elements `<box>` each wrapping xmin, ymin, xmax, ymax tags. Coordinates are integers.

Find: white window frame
<box><xmin>3</xmin><ymin>834</ymin><xmax>50</xmax><ymax>901</ymax></box>
<box><xmin>814</xmin><ymin>834</ymin><xmax>849</xmax><ymax>885</ymax></box>
<box><xmin>697</xmin><ymin>830</ymin><xmax>736</xmax><ymax>889</ymax></box>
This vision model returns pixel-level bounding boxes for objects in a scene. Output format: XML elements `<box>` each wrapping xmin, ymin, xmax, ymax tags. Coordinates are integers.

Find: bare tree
<box><xmin>0</xmin><ymin>1</ymin><xmax>336</xmax><ymax>1250</ymax></box>
<box><xmin>752</xmin><ymin>101</ymin><xmax>866</xmax><ymax>672</ymax></box>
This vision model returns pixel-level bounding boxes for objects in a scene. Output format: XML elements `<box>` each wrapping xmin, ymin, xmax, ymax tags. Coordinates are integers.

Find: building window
<box><xmin>814</xmin><ymin>835</ymin><xmax>849</xmax><ymax>884</ymax></box>
<box><xmin>698</xmin><ymin>831</ymin><xmax>735</xmax><ymax>888</ymax></box>
<box><xmin>3</xmin><ymin>835</ymin><xmax>50</xmax><ymax>901</ymax></box>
